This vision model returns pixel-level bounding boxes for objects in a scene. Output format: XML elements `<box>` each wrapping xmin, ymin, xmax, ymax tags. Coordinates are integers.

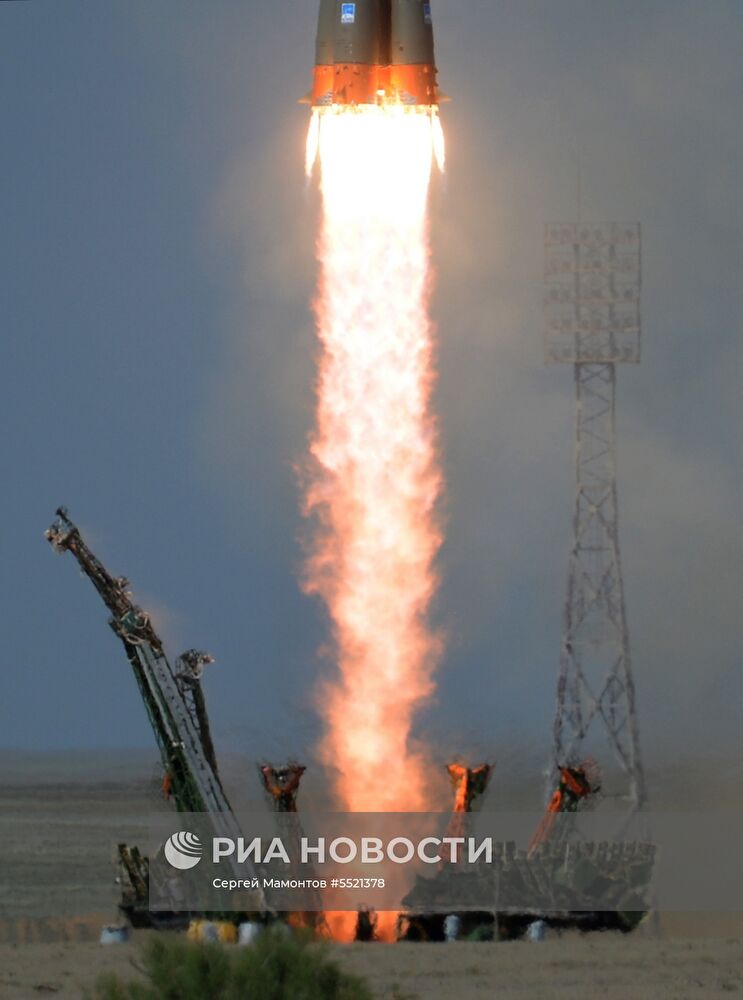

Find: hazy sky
<box><xmin>2</xmin><ymin>2</ymin><xmax>741</xmax><ymax>775</ymax></box>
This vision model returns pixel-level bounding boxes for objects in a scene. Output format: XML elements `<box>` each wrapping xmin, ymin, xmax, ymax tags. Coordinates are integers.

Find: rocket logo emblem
<box><xmin>341</xmin><ymin>4</ymin><xmax>356</xmax><ymax>25</ymax></box>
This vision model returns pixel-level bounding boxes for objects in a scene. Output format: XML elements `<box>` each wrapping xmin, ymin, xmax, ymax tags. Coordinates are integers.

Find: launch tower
<box><xmin>544</xmin><ymin>223</ymin><xmax>646</xmax><ymax>815</ymax></box>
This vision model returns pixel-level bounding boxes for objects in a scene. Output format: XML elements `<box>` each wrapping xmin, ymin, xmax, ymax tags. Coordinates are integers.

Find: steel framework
<box><xmin>45</xmin><ymin>507</ymin><xmax>268</xmax><ymax>912</ymax></box>
<box><xmin>545</xmin><ymin>223</ymin><xmax>646</xmax><ymax>813</ymax></box>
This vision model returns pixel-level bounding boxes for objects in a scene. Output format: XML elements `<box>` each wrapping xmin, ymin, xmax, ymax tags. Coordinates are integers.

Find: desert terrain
<box><xmin>1</xmin><ymin>931</ymin><xmax>743</xmax><ymax>1000</ymax></box>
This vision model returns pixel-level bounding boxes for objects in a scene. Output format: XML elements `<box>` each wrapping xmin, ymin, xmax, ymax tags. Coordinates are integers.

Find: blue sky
<box><xmin>2</xmin><ymin>2</ymin><xmax>741</xmax><ymax>775</ymax></box>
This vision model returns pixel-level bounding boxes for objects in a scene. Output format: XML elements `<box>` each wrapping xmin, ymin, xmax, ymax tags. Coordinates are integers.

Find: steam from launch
<box><xmin>304</xmin><ymin>106</ymin><xmax>445</xmax><ymax>813</ymax></box>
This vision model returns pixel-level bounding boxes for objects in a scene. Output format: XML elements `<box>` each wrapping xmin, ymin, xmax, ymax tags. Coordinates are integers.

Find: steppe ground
<box><xmin>1</xmin><ymin>929</ymin><xmax>743</xmax><ymax>1000</ymax></box>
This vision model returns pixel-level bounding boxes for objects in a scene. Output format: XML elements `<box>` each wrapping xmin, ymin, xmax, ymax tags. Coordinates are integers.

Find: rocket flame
<box><xmin>304</xmin><ymin>105</ymin><xmax>445</xmax><ymax>815</ymax></box>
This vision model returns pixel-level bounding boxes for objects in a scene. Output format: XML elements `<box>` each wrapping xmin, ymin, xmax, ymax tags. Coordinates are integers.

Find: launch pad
<box><xmin>44</xmin><ymin>507</ymin><xmax>655</xmax><ymax>940</ymax></box>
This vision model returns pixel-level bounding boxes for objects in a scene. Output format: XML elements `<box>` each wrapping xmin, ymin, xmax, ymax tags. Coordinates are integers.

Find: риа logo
<box><xmin>164</xmin><ymin>832</ymin><xmax>203</xmax><ymax>870</ymax></box>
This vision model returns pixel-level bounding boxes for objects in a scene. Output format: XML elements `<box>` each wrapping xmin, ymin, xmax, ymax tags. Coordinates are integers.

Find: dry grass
<box><xmin>1</xmin><ymin>930</ymin><xmax>742</xmax><ymax>1000</ymax></box>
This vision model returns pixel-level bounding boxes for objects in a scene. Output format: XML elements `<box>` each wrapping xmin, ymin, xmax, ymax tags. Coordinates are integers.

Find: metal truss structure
<box><xmin>45</xmin><ymin>507</ymin><xmax>267</xmax><ymax>909</ymax></box>
<box><xmin>545</xmin><ymin>224</ymin><xmax>646</xmax><ymax>814</ymax></box>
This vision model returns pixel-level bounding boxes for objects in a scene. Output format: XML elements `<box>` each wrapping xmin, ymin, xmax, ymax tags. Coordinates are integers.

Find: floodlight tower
<box><xmin>544</xmin><ymin>222</ymin><xmax>646</xmax><ymax>814</ymax></box>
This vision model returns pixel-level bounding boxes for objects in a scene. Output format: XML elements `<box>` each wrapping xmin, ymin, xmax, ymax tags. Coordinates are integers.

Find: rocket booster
<box><xmin>310</xmin><ymin>1</ymin><xmax>439</xmax><ymax>108</ymax></box>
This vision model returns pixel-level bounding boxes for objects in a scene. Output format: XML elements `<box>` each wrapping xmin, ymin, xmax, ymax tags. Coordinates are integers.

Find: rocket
<box><xmin>308</xmin><ymin>1</ymin><xmax>440</xmax><ymax>108</ymax></box>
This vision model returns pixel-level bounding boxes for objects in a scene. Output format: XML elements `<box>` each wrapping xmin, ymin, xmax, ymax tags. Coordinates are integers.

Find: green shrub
<box><xmin>94</xmin><ymin>929</ymin><xmax>373</xmax><ymax>1000</ymax></box>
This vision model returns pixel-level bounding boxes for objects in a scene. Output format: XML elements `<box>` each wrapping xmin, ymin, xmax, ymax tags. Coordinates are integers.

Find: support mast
<box><xmin>46</xmin><ymin>507</ymin><xmax>266</xmax><ymax>905</ymax></box>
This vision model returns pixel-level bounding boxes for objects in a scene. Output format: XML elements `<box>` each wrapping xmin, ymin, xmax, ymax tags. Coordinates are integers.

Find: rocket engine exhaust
<box><xmin>305</xmin><ymin>1</ymin><xmax>445</xmax><ymax>179</ymax></box>
<box><xmin>303</xmin><ymin>1</ymin><xmax>446</xmax><ymax>819</ymax></box>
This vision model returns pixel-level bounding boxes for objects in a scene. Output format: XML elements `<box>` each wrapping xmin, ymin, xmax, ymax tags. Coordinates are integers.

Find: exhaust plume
<box><xmin>304</xmin><ymin>105</ymin><xmax>445</xmax><ymax>813</ymax></box>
